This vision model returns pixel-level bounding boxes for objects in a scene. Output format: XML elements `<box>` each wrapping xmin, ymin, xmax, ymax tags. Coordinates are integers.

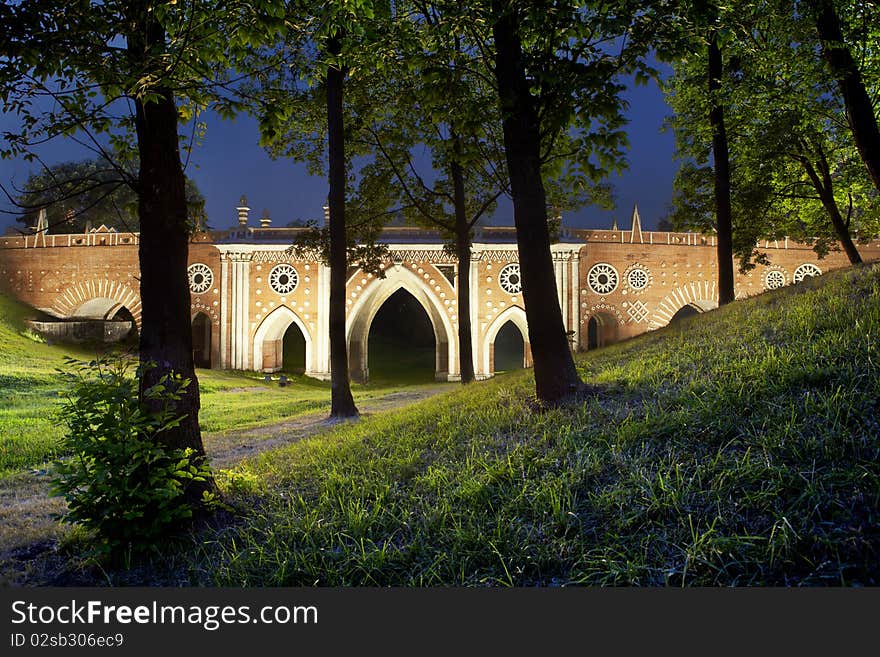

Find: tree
<box><xmin>249</xmin><ymin>1</ymin><xmax>397</xmax><ymax>418</ymax></box>
<box><xmin>663</xmin><ymin>3</ymin><xmax>878</xmax><ymax>268</ymax></box>
<box><xmin>11</xmin><ymin>157</ymin><xmax>207</xmax><ymax>234</ymax></box>
<box><xmin>1</xmin><ymin>1</ymin><xmax>286</xmax><ymax>508</ymax></box>
<box><xmin>352</xmin><ymin>3</ymin><xmax>508</xmax><ymax>385</ymax></box>
<box><xmin>353</xmin><ymin>2</ymin><xmax>612</xmax><ymax>385</ymax></box>
<box><xmin>810</xmin><ymin>0</ymin><xmax>880</xmax><ymax>193</ymax></box>
<box><xmin>658</xmin><ymin>2</ymin><xmax>753</xmax><ymax>304</ymax></box>
<box><xmin>484</xmin><ymin>0</ymin><xmax>653</xmax><ymax>403</ymax></box>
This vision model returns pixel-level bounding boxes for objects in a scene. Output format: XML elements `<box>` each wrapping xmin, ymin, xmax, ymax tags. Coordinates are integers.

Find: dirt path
<box><xmin>0</xmin><ymin>384</ymin><xmax>451</xmax><ymax>586</ymax></box>
<box><xmin>207</xmin><ymin>385</ymin><xmax>450</xmax><ymax>469</ymax></box>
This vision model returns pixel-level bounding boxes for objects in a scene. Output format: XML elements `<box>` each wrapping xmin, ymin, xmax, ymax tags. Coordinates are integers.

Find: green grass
<box><xmin>0</xmin><ymin>293</ymin><xmax>449</xmax><ymax>479</ymax></box>
<box><xmin>147</xmin><ymin>262</ymin><xmax>879</xmax><ymax>587</ymax></box>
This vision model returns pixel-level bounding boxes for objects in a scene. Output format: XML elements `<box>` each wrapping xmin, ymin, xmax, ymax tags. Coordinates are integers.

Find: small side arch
<box><xmin>585</xmin><ymin>311</ymin><xmax>620</xmax><ymax>350</ymax></box>
<box><xmin>253</xmin><ymin>305</ymin><xmax>313</xmax><ymax>373</ymax></box>
<box><xmin>482</xmin><ymin>305</ymin><xmax>530</xmax><ymax>375</ymax></box>
<box><xmin>191</xmin><ymin>312</ymin><xmax>212</xmax><ymax>368</ymax></box>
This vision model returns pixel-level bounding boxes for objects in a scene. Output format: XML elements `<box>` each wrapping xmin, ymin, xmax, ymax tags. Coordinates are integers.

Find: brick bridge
<box><xmin>2</xmin><ymin>204</ymin><xmax>877</xmax><ymax>381</ymax></box>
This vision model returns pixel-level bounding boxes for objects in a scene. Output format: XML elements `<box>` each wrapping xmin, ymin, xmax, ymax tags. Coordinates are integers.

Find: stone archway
<box><xmin>586</xmin><ymin>311</ymin><xmax>619</xmax><ymax>350</ymax></box>
<box><xmin>253</xmin><ymin>305</ymin><xmax>313</xmax><ymax>374</ymax></box>
<box><xmin>192</xmin><ymin>312</ymin><xmax>212</xmax><ymax>368</ymax></box>
<box><xmin>52</xmin><ymin>281</ymin><xmax>142</xmax><ymax>328</ymax></box>
<box><xmin>346</xmin><ymin>265</ymin><xmax>457</xmax><ymax>382</ymax></box>
<box><xmin>651</xmin><ymin>283</ymin><xmax>719</xmax><ymax>328</ymax></box>
<box><xmin>483</xmin><ymin>305</ymin><xmax>530</xmax><ymax>375</ymax></box>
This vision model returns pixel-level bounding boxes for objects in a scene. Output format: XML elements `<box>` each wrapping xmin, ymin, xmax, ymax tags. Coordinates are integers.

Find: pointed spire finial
<box><xmin>630</xmin><ymin>203</ymin><xmax>643</xmax><ymax>244</ymax></box>
<box><xmin>611</xmin><ymin>215</ymin><xmax>618</xmax><ymax>231</ymax></box>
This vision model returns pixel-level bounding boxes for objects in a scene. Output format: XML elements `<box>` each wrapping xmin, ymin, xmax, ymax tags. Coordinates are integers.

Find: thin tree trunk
<box><xmin>450</xmin><ymin>156</ymin><xmax>475</xmax><ymax>384</ymax></box>
<box><xmin>326</xmin><ymin>34</ymin><xmax>358</xmax><ymax>419</ymax></box>
<box><xmin>130</xmin><ymin>3</ymin><xmax>213</xmax><ymax>500</ymax></box>
<box><xmin>815</xmin><ymin>1</ymin><xmax>880</xmax><ymax>192</ymax></box>
<box><xmin>491</xmin><ymin>3</ymin><xmax>581</xmax><ymax>404</ymax></box>
<box><xmin>797</xmin><ymin>143</ymin><xmax>862</xmax><ymax>264</ymax></box>
<box><xmin>708</xmin><ymin>32</ymin><xmax>735</xmax><ymax>306</ymax></box>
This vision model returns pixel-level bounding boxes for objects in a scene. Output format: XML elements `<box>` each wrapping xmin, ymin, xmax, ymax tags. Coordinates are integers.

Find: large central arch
<box><xmin>253</xmin><ymin>305</ymin><xmax>313</xmax><ymax>374</ymax></box>
<box><xmin>346</xmin><ymin>265</ymin><xmax>458</xmax><ymax>382</ymax></box>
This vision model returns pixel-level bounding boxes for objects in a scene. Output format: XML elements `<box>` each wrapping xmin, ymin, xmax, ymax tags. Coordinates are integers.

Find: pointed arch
<box><xmin>482</xmin><ymin>305</ymin><xmax>529</xmax><ymax>375</ymax></box>
<box><xmin>253</xmin><ymin>305</ymin><xmax>313</xmax><ymax>374</ymax></box>
<box><xmin>346</xmin><ymin>265</ymin><xmax>457</xmax><ymax>382</ymax></box>
<box><xmin>191</xmin><ymin>312</ymin><xmax>212</xmax><ymax>368</ymax></box>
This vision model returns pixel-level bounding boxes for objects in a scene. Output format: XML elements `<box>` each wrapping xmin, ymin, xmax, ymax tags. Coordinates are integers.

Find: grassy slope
<box><xmin>0</xmin><ymin>293</ymin><xmax>450</xmax><ymax>478</ymax></box>
<box><xmin>172</xmin><ymin>263</ymin><xmax>880</xmax><ymax>587</ymax></box>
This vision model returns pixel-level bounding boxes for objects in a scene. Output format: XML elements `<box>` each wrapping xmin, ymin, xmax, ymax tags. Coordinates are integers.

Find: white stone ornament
<box><xmin>499</xmin><ymin>263</ymin><xmax>522</xmax><ymax>294</ymax></box>
<box><xmin>269</xmin><ymin>264</ymin><xmax>299</xmax><ymax>294</ymax></box>
<box><xmin>764</xmin><ymin>269</ymin><xmax>787</xmax><ymax>290</ymax></box>
<box><xmin>187</xmin><ymin>263</ymin><xmax>213</xmax><ymax>294</ymax></box>
<box><xmin>588</xmin><ymin>263</ymin><xmax>619</xmax><ymax>295</ymax></box>
<box><xmin>793</xmin><ymin>263</ymin><xmax>821</xmax><ymax>283</ymax></box>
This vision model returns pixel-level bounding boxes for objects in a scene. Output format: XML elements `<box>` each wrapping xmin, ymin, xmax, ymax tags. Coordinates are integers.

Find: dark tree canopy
<box><xmin>13</xmin><ymin>157</ymin><xmax>207</xmax><ymax>235</ymax></box>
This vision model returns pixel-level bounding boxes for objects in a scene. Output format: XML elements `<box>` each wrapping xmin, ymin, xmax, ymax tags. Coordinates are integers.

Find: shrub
<box><xmin>50</xmin><ymin>357</ymin><xmax>218</xmax><ymax>556</ymax></box>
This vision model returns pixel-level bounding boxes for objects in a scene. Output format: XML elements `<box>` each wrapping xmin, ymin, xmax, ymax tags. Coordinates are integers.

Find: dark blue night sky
<box><xmin>0</xmin><ymin>74</ymin><xmax>677</xmax><ymax>235</ymax></box>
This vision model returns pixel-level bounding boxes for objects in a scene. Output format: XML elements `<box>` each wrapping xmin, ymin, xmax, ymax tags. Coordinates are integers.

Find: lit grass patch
<box><xmin>169</xmin><ymin>263</ymin><xmax>880</xmax><ymax>587</ymax></box>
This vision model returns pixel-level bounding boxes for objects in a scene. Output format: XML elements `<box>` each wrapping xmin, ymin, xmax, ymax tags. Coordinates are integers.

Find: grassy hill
<box><xmin>0</xmin><ymin>293</ymin><xmax>448</xmax><ymax>479</ymax></box>
<box><xmin>153</xmin><ymin>262</ymin><xmax>880</xmax><ymax>587</ymax></box>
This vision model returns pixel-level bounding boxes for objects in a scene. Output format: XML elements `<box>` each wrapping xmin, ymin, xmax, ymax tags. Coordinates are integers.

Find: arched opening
<box><xmin>281</xmin><ymin>321</ymin><xmax>307</xmax><ymax>374</ymax></box>
<box><xmin>108</xmin><ymin>305</ymin><xmax>138</xmax><ymax>344</ymax></box>
<box><xmin>367</xmin><ymin>288</ymin><xmax>435</xmax><ymax>383</ymax></box>
<box><xmin>253</xmin><ymin>306</ymin><xmax>313</xmax><ymax>374</ymax></box>
<box><xmin>346</xmin><ymin>266</ymin><xmax>456</xmax><ymax>383</ymax></box>
<box><xmin>70</xmin><ymin>297</ymin><xmax>138</xmax><ymax>344</ymax></box>
<box><xmin>670</xmin><ymin>304</ymin><xmax>702</xmax><ymax>323</ymax></box>
<box><xmin>586</xmin><ymin>312</ymin><xmax>618</xmax><ymax>350</ymax></box>
<box><xmin>192</xmin><ymin>312</ymin><xmax>211</xmax><ymax>368</ymax></box>
<box><xmin>492</xmin><ymin>321</ymin><xmax>525</xmax><ymax>373</ymax></box>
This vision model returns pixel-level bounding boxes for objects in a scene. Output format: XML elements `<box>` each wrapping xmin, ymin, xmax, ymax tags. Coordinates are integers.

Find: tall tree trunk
<box><xmin>815</xmin><ymin>1</ymin><xmax>880</xmax><ymax>192</ymax></box>
<box><xmin>327</xmin><ymin>35</ymin><xmax>358</xmax><ymax>419</ymax></box>
<box><xmin>491</xmin><ymin>3</ymin><xmax>581</xmax><ymax>404</ymax></box>
<box><xmin>450</xmin><ymin>155</ymin><xmax>475</xmax><ymax>384</ymax></box>
<box><xmin>708</xmin><ymin>32</ymin><xmax>735</xmax><ymax>306</ymax></box>
<box><xmin>797</xmin><ymin>142</ymin><xmax>862</xmax><ymax>264</ymax></box>
<box><xmin>129</xmin><ymin>4</ymin><xmax>213</xmax><ymax>500</ymax></box>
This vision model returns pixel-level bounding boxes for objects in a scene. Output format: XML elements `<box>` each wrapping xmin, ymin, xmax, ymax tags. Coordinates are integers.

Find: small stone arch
<box><xmin>346</xmin><ymin>265</ymin><xmax>457</xmax><ymax>382</ymax></box>
<box><xmin>191</xmin><ymin>312</ymin><xmax>212</xmax><ymax>368</ymax></box>
<box><xmin>650</xmin><ymin>282</ymin><xmax>718</xmax><ymax>328</ymax></box>
<box><xmin>253</xmin><ymin>305</ymin><xmax>313</xmax><ymax>374</ymax></box>
<box><xmin>585</xmin><ymin>311</ymin><xmax>619</xmax><ymax>350</ymax></box>
<box><xmin>482</xmin><ymin>305</ymin><xmax>531</xmax><ymax>375</ymax></box>
<box><xmin>52</xmin><ymin>280</ymin><xmax>142</xmax><ymax>328</ymax></box>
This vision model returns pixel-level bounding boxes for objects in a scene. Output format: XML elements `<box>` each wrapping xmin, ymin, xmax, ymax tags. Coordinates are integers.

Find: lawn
<box><xmin>0</xmin><ymin>292</ymin><xmax>450</xmax><ymax>479</ymax></box>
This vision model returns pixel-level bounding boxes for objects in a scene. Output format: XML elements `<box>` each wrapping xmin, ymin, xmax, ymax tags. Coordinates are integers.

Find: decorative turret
<box><xmin>630</xmin><ymin>204</ymin><xmax>644</xmax><ymax>244</ymax></box>
<box><xmin>611</xmin><ymin>216</ymin><xmax>618</xmax><ymax>231</ymax></box>
<box><xmin>237</xmin><ymin>195</ymin><xmax>250</xmax><ymax>227</ymax></box>
<box><xmin>260</xmin><ymin>208</ymin><xmax>272</xmax><ymax>228</ymax></box>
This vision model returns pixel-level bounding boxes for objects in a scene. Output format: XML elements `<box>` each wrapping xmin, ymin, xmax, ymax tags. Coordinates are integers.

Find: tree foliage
<box><xmin>12</xmin><ymin>158</ymin><xmax>207</xmax><ymax>234</ymax></box>
<box><xmin>663</xmin><ymin>1</ymin><xmax>879</xmax><ymax>269</ymax></box>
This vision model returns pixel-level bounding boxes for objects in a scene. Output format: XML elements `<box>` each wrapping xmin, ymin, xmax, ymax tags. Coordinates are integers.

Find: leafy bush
<box><xmin>50</xmin><ymin>357</ymin><xmax>218</xmax><ymax>556</ymax></box>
